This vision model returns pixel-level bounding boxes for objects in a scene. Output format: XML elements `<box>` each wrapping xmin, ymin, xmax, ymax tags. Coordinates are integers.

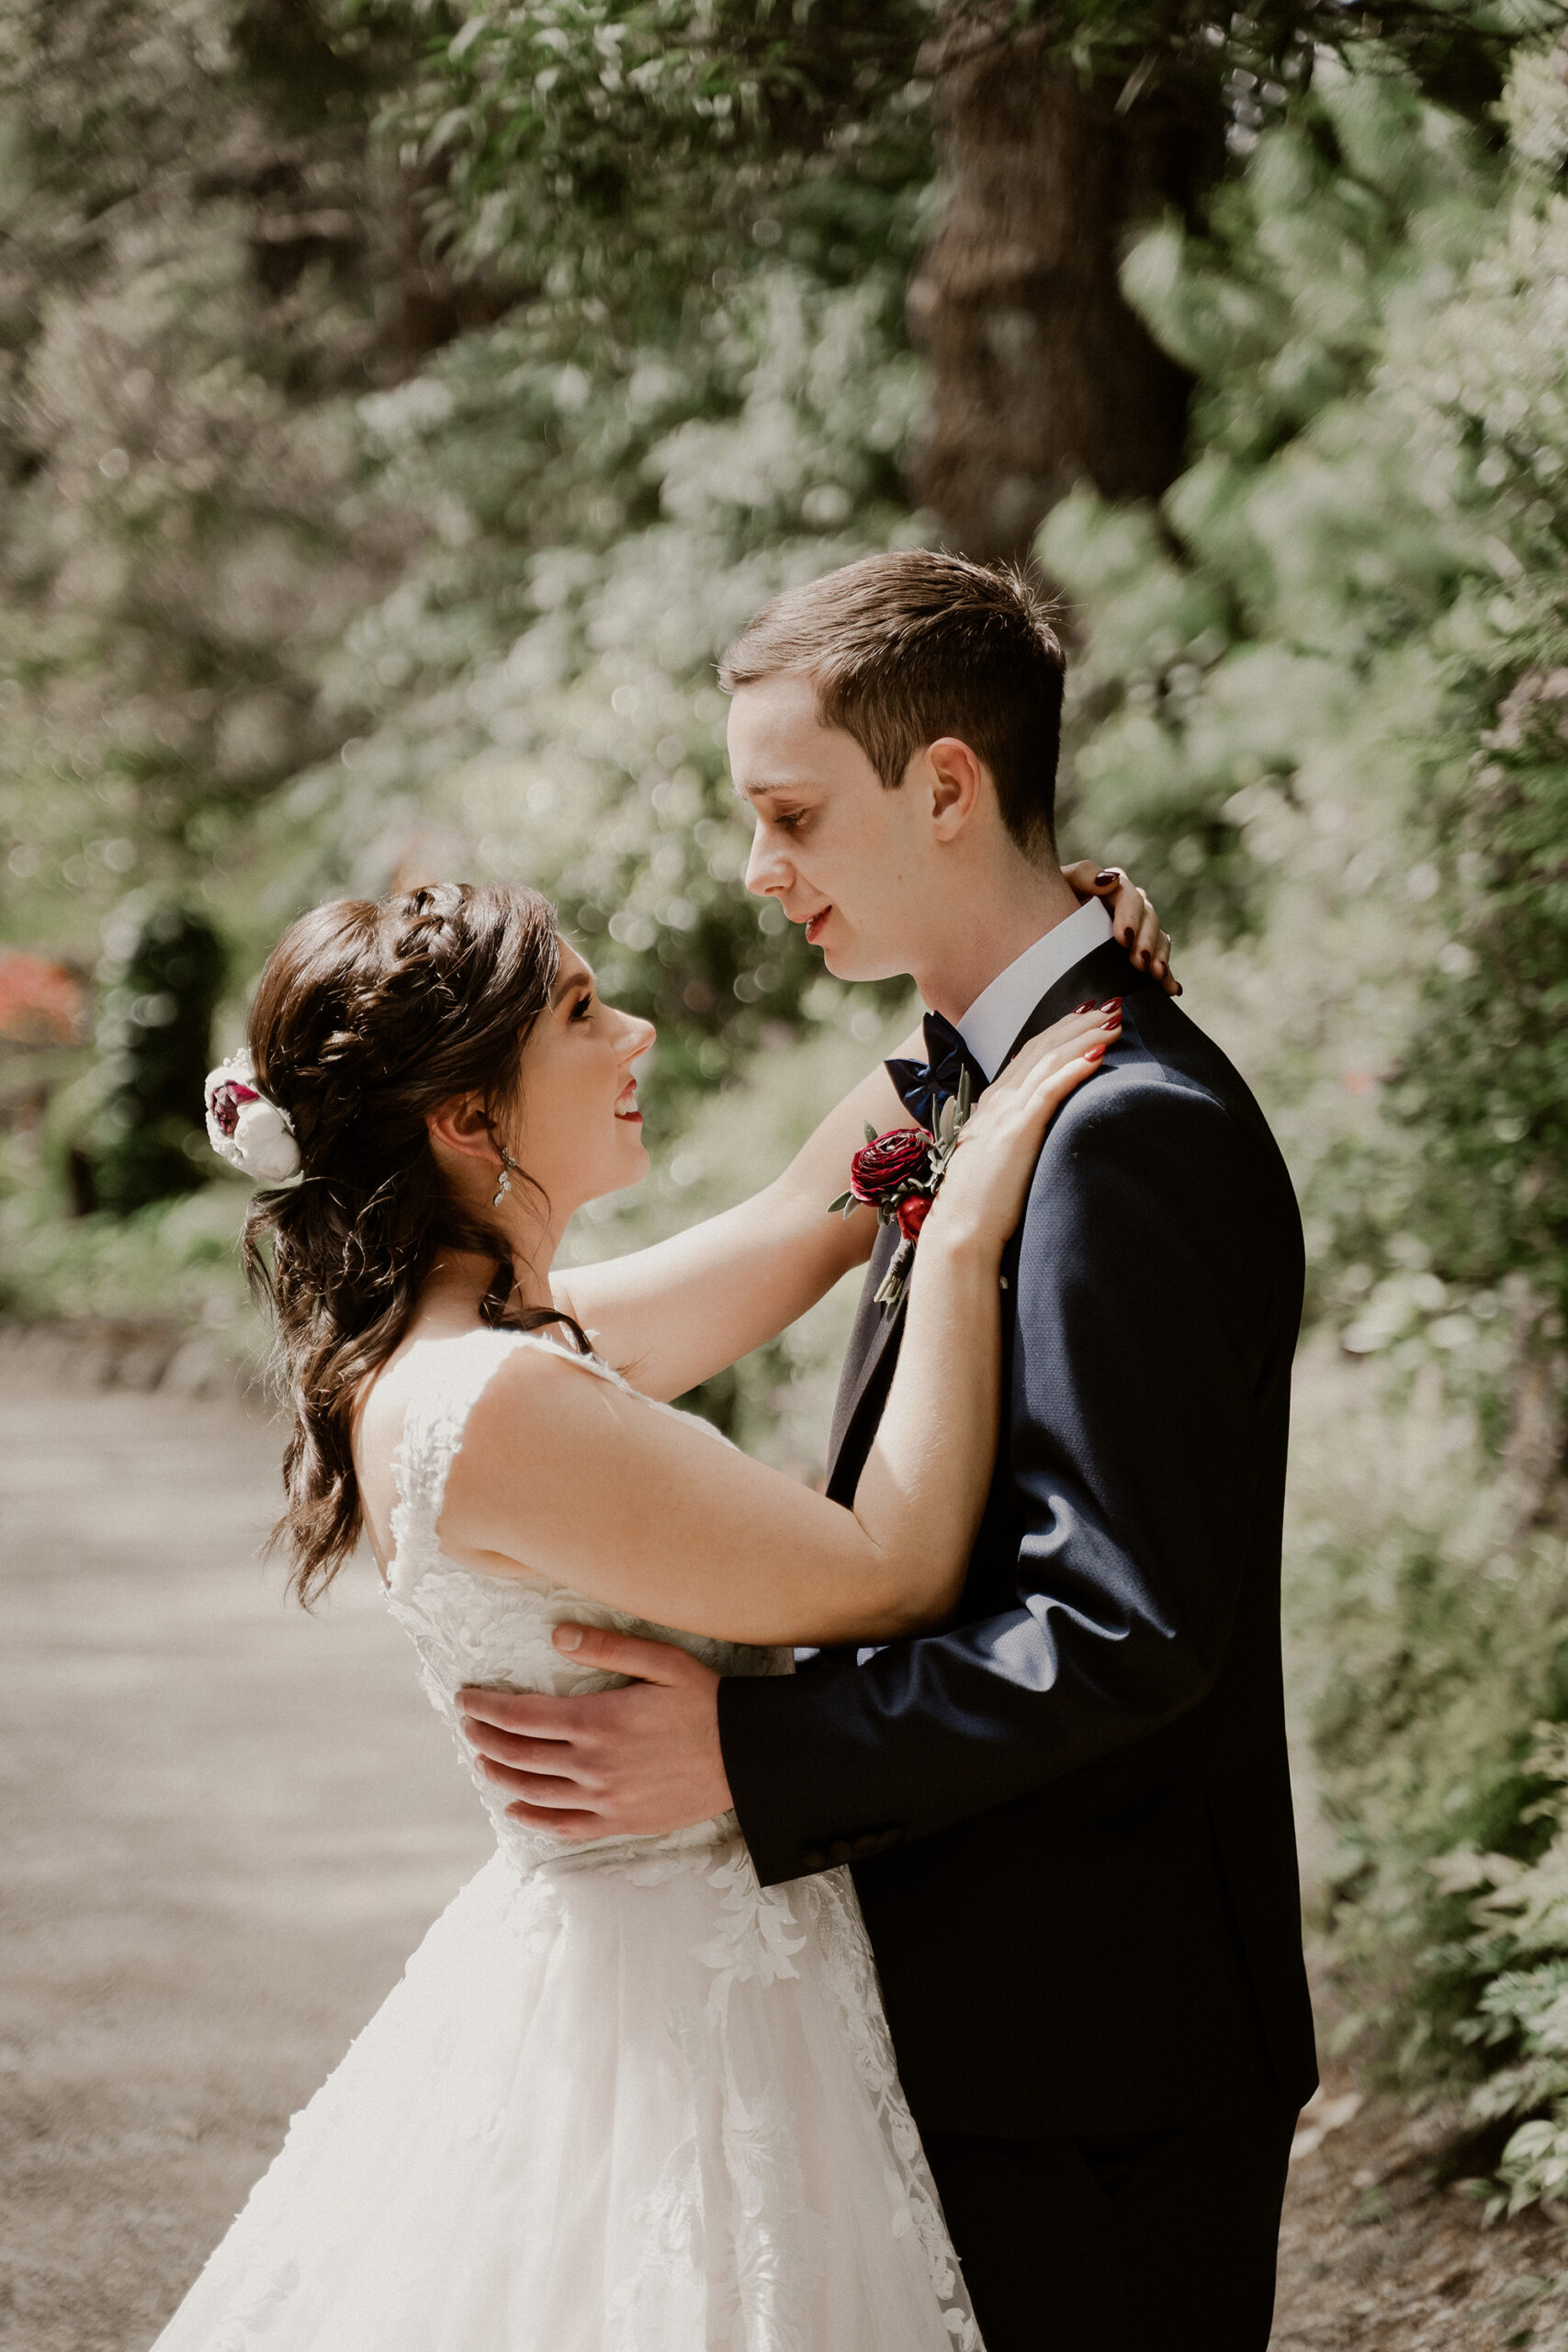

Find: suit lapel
<box><xmin>825</xmin><ymin>1220</ymin><xmax>907</xmax><ymax>1500</ymax></box>
<box><xmin>821</xmin><ymin>939</ymin><xmax>1151</xmax><ymax>1504</ymax></box>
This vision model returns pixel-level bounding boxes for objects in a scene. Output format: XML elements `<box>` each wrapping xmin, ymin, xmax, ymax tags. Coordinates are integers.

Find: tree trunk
<box><xmin>908</xmin><ymin>10</ymin><xmax>1224</xmax><ymax>560</ymax></box>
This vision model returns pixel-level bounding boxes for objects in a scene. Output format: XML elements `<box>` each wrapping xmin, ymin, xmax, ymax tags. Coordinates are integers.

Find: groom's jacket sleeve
<box><xmin>716</xmin><ymin>1069</ymin><xmax>1298</xmax><ymax>1888</ymax></box>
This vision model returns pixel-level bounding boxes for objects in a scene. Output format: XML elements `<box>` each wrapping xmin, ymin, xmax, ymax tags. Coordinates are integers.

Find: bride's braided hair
<box><xmin>243</xmin><ymin>882</ymin><xmax>587</xmax><ymax>1604</ymax></box>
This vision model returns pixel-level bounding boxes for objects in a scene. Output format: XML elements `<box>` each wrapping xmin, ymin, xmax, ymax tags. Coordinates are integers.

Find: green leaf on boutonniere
<box><xmin>957</xmin><ymin>1067</ymin><xmax>973</xmax><ymax>1124</ymax></box>
<box><xmin>863</xmin><ymin>1121</ymin><xmax>879</xmax><ymax>1145</ymax></box>
<box><xmin>938</xmin><ymin>1094</ymin><xmax>957</xmax><ymax>1146</ymax></box>
<box><xmin>826</xmin><ymin>1190</ymin><xmax>854</xmax><ymax>1216</ymax></box>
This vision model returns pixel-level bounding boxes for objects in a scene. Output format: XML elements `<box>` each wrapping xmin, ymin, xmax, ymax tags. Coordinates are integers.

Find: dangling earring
<box><xmin>492</xmin><ymin>1146</ymin><xmax>520</xmax><ymax>1209</ymax></box>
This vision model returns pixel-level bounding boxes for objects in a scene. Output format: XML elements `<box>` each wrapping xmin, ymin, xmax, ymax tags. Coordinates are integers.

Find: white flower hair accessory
<box><xmin>204</xmin><ymin>1048</ymin><xmax>301</xmax><ymax>1184</ymax></box>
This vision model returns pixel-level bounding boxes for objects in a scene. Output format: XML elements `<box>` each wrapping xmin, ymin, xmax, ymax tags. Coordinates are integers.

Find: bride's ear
<box><xmin>426</xmin><ymin>1091</ymin><xmax>497</xmax><ymax>1167</ymax></box>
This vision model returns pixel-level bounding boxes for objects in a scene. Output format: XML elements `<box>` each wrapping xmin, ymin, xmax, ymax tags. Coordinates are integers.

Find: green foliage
<box><xmin>382</xmin><ymin>0</ymin><xmax>936</xmax><ymax>316</ymax></box>
<box><xmin>1430</xmin><ymin>1724</ymin><xmax>1568</xmax><ymax>2212</ymax></box>
<box><xmin>1007</xmin><ymin>0</ymin><xmax>1527</xmax><ymax>107</ymax></box>
<box><xmin>0</xmin><ymin>1170</ymin><xmax>255</xmax><ymax>1334</ymax></box>
<box><xmin>89</xmin><ymin>899</ymin><xmax>226</xmax><ymax>1211</ymax></box>
<box><xmin>1048</xmin><ymin>37</ymin><xmax>1568</xmax><ymax>2193</ymax></box>
<box><xmin>394</xmin><ymin>0</ymin><xmax>1529</xmax><ymax>325</ymax></box>
<box><xmin>0</xmin><ymin>2</ymin><xmax>380</xmax><ymax>944</ymax></box>
<box><xmin>248</xmin><ymin>255</ymin><xmax>926</xmax><ymax>1127</ymax></box>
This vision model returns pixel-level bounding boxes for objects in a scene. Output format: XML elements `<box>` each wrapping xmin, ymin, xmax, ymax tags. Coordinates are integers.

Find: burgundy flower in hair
<box><xmin>203</xmin><ymin>1050</ymin><xmax>301</xmax><ymax>1183</ymax></box>
<box><xmin>209</xmin><ymin>1077</ymin><xmax>259</xmax><ymax>1138</ymax></box>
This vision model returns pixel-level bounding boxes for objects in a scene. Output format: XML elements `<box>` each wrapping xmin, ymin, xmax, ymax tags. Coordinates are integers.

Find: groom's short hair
<box><xmin>718</xmin><ymin>550</ymin><xmax>1066</xmax><ymax>854</ymax></box>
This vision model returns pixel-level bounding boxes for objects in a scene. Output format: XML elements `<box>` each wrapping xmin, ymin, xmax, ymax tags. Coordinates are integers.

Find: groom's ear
<box><xmin>923</xmin><ymin>736</ymin><xmax>987</xmax><ymax>842</ymax></box>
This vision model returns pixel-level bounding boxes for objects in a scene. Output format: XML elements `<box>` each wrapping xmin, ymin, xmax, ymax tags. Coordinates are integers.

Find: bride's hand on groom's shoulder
<box><xmin>1062</xmin><ymin>862</ymin><xmax>1180</xmax><ymax>996</ymax></box>
<box><xmin>925</xmin><ymin>1005</ymin><xmax>1121</xmax><ymax>1258</ymax></box>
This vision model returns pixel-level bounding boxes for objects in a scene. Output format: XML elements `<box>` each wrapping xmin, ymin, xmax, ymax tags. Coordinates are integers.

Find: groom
<box><xmin>462</xmin><ymin>551</ymin><xmax>1316</xmax><ymax>2348</ymax></box>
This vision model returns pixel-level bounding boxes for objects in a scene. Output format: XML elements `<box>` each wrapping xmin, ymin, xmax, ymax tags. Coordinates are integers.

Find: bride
<box><xmin>155</xmin><ymin>869</ymin><xmax>1156</xmax><ymax>2352</ymax></box>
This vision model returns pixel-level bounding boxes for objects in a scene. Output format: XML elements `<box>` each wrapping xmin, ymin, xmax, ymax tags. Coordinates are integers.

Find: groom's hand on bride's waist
<box><xmin>456</xmin><ymin>1627</ymin><xmax>732</xmax><ymax>1840</ymax></box>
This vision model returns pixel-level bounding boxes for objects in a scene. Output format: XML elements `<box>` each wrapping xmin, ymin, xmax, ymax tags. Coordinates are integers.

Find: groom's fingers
<box><xmin>485</xmin><ymin>1765</ymin><xmax>597</xmax><ymax>1806</ymax></box>
<box><xmin>550</xmin><ymin>1623</ymin><xmax>708</xmax><ymax>1683</ymax></box>
<box><xmin>457</xmin><ymin>1687</ymin><xmax>582</xmax><ymax>1740</ymax></box>
<box><xmin>469</xmin><ymin>1727</ymin><xmax>584</xmax><ymax>1775</ymax></box>
<box><xmin>504</xmin><ymin>1800</ymin><xmax>605</xmax><ymax>1839</ymax></box>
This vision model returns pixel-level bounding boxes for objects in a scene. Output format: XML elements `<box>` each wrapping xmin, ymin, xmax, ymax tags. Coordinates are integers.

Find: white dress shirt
<box><xmin>953</xmin><ymin>898</ymin><xmax>1114</xmax><ymax>1080</ymax></box>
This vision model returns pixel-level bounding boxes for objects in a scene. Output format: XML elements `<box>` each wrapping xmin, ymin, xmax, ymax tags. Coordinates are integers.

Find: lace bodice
<box><xmin>381</xmin><ymin>1324</ymin><xmax>790</xmax><ymax>1880</ymax></box>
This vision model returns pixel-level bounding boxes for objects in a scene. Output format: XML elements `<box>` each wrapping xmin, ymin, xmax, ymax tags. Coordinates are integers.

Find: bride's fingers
<box><xmin>1027</xmin><ymin>1041</ymin><xmax>1110</xmax><ymax>1115</ymax></box>
<box><xmin>1125</xmin><ymin>893</ymin><xmax>1183</xmax><ymax>997</ymax></box>
<box><xmin>931</xmin><ymin>1035</ymin><xmax>1111</xmax><ymax>1244</ymax></box>
<box><xmin>954</xmin><ymin>1030</ymin><xmax>1115</xmax><ymax>1160</ymax></box>
<box><xmin>1063</xmin><ymin>863</ymin><xmax>1183</xmax><ymax>997</ymax></box>
<box><xmin>1110</xmin><ymin>875</ymin><xmax>1153</xmax><ymax>951</ymax></box>
<box><xmin>1120</xmin><ymin>887</ymin><xmax>1156</xmax><ymax>957</ymax></box>
<box><xmin>981</xmin><ymin>1006</ymin><xmax>1122</xmax><ymax>1101</ymax></box>
<box><xmin>1066</xmin><ymin>860</ymin><xmax>1145</xmax><ymax>947</ymax></box>
<box><xmin>1061</xmin><ymin>859</ymin><xmax>1136</xmax><ymax>930</ymax></box>
<box><xmin>962</xmin><ymin>1045</ymin><xmax>1108</xmax><ymax>1176</ymax></box>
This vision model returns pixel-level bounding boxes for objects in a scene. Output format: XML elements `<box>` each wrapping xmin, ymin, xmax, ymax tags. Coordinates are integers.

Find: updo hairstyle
<box><xmin>243</xmin><ymin>882</ymin><xmax>585</xmax><ymax>1603</ymax></box>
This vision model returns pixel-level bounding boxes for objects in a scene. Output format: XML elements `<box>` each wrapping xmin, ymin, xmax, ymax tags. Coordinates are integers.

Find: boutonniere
<box><xmin>828</xmin><ymin>1069</ymin><xmax>973</xmax><ymax>1313</ymax></box>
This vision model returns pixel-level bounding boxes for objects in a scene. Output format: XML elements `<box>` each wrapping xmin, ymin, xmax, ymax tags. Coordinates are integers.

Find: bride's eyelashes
<box><xmin>569</xmin><ymin>989</ymin><xmax>594</xmax><ymax>1023</ymax></box>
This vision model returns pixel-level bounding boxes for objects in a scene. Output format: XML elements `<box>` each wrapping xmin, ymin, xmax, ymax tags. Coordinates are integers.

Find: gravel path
<box><xmin>3</xmin><ymin>1365</ymin><xmax>1564</xmax><ymax>2351</ymax></box>
<box><xmin>0</xmin><ymin>1366</ymin><xmax>491</xmax><ymax>2352</ymax></box>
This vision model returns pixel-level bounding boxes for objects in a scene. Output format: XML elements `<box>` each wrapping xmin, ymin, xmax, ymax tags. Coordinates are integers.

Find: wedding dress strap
<box><xmin>387</xmin><ymin>1326</ymin><xmax>625</xmax><ymax>1600</ymax></box>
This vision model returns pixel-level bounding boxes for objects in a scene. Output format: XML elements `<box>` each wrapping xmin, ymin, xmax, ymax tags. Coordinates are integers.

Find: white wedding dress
<box><xmin>151</xmin><ymin>1326</ymin><xmax>981</xmax><ymax>2352</ymax></box>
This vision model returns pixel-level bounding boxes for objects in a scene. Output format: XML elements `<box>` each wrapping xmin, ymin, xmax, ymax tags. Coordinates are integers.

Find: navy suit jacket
<box><xmin>716</xmin><ymin>941</ymin><xmax>1318</xmax><ymax>2137</ymax></box>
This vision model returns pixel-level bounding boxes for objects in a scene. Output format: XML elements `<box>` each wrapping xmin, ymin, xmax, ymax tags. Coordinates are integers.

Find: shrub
<box><xmin>1045</xmin><ymin>37</ymin><xmax>1568</xmax><ymax>2197</ymax></box>
<box><xmin>89</xmin><ymin>899</ymin><xmax>225</xmax><ymax>1213</ymax></box>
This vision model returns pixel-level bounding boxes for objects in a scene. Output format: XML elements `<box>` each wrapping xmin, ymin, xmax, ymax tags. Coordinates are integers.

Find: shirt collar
<box><xmin>953</xmin><ymin>899</ymin><xmax>1114</xmax><ymax>1080</ymax></box>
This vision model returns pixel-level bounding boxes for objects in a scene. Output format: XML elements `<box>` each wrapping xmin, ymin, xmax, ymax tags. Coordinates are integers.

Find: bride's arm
<box><xmin>446</xmin><ymin>1016</ymin><xmax>1114</xmax><ymax>1648</ymax></box>
<box><xmin>555</xmin><ymin>868</ymin><xmax>1171</xmax><ymax>1400</ymax></box>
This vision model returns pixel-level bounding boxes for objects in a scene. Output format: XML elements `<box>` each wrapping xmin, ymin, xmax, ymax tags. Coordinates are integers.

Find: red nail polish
<box><xmin>1083</xmin><ymin>1041</ymin><xmax>1107</xmax><ymax>1062</ymax></box>
<box><xmin>1100</xmin><ymin>998</ymin><xmax>1122</xmax><ymax>1011</ymax></box>
<box><xmin>1094</xmin><ymin>868</ymin><xmax>1118</xmax><ymax>887</ymax></box>
<box><xmin>1072</xmin><ymin>1000</ymin><xmax>1096</xmax><ymax>1014</ymax></box>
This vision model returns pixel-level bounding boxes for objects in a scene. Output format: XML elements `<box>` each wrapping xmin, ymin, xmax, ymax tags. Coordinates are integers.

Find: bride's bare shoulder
<box><xmin>461</xmin><ymin>1332</ymin><xmax>630</xmax><ymax>1448</ymax></box>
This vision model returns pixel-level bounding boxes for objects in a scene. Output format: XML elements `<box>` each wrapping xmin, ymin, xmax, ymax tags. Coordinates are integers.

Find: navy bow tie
<box><xmin>886</xmin><ymin>1011</ymin><xmax>988</xmax><ymax>1136</ymax></box>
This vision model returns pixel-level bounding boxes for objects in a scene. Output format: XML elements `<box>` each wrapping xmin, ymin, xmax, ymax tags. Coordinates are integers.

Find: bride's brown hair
<box><xmin>243</xmin><ymin>881</ymin><xmax>586</xmax><ymax>1605</ymax></box>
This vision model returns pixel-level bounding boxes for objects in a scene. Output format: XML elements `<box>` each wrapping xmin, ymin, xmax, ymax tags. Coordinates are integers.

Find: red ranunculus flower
<box><xmin>209</xmin><ymin>1078</ymin><xmax>260</xmax><ymax>1138</ymax></box>
<box><xmin>896</xmin><ymin>1192</ymin><xmax>933</xmax><ymax>1242</ymax></box>
<box><xmin>849</xmin><ymin>1127</ymin><xmax>931</xmax><ymax>1205</ymax></box>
